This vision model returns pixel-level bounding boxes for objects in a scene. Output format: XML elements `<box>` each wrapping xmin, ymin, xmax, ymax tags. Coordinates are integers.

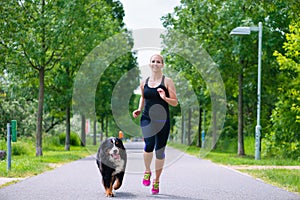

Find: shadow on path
<box><xmin>113</xmin><ymin>192</ymin><xmax>204</xmax><ymax>200</ymax></box>
<box><xmin>145</xmin><ymin>194</ymin><xmax>204</xmax><ymax>200</ymax></box>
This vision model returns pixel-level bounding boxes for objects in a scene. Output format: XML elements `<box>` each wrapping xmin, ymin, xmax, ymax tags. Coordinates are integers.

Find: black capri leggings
<box><xmin>141</xmin><ymin>117</ymin><xmax>170</xmax><ymax>159</ymax></box>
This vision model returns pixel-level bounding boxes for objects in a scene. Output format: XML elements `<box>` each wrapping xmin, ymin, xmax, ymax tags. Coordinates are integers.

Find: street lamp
<box><xmin>230</xmin><ymin>22</ymin><xmax>262</xmax><ymax>160</ymax></box>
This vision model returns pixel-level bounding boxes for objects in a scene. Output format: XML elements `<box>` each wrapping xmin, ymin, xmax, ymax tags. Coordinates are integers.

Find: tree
<box><xmin>162</xmin><ymin>0</ymin><xmax>256</xmax><ymax>153</ymax></box>
<box><xmin>162</xmin><ymin>0</ymin><xmax>295</xmax><ymax>156</ymax></box>
<box><xmin>0</xmin><ymin>1</ymin><xmax>68</xmax><ymax>156</ymax></box>
<box><xmin>45</xmin><ymin>0</ymin><xmax>126</xmax><ymax>150</ymax></box>
<box><xmin>0</xmin><ymin>0</ymin><xmax>128</xmax><ymax>155</ymax></box>
<box><xmin>162</xmin><ymin>54</ymin><xmax>206</xmax><ymax>146</ymax></box>
<box><xmin>268</xmin><ymin>21</ymin><xmax>300</xmax><ymax>159</ymax></box>
<box><xmin>95</xmin><ymin>52</ymin><xmax>138</xmax><ymax>140</ymax></box>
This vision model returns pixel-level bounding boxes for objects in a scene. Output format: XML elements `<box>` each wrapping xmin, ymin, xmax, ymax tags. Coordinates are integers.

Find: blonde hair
<box><xmin>150</xmin><ymin>54</ymin><xmax>164</xmax><ymax>64</ymax></box>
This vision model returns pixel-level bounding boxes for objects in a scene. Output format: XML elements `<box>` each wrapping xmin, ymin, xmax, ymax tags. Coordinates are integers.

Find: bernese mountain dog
<box><xmin>96</xmin><ymin>137</ymin><xmax>127</xmax><ymax>197</ymax></box>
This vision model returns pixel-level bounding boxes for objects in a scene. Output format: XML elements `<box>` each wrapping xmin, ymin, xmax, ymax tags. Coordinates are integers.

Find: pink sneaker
<box><xmin>151</xmin><ymin>181</ymin><xmax>159</xmax><ymax>194</ymax></box>
<box><xmin>142</xmin><ymin>172</ymin><xmax>151</xmax><ymax>186</ymax></box>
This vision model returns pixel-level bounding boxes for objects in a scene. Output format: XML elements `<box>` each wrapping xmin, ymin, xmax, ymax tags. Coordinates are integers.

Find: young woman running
<box><xmin>132</xmin><ymin>54</ymin><xmax>178</xmax><ymax>194</ymax></box>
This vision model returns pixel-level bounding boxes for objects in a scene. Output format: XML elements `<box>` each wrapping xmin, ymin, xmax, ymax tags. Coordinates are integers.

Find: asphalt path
<box><xmin>0</xmin><ymin>142</ymin><xmax>299</xmax><ymax>200</ymax></box>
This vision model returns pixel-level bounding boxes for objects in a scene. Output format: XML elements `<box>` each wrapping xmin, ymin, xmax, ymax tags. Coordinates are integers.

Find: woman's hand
<box><xmin>157</xmin><ymin>88</ymin><xmax>166</xmax><ymax>100</ymax></box>
<box><xmin>132</xmin><ymin>109</ymin><xmax>141</xmax><ymax>118</ymax></box>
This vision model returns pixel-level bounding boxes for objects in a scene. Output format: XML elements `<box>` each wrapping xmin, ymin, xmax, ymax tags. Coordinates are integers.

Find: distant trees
<box><xmin>162</xmin><ymin>0</ymin><xmax>299</xmax><ymax>158</ymax></box>
<box><xmin>1</xmin><ymin>0</ymin><xmax>298</xmax><ymax>160</ymax></box>
<box><xmin>0</xmin><ymin>0</ymin><xmax>137</xmax><ymax>156</ymax></box>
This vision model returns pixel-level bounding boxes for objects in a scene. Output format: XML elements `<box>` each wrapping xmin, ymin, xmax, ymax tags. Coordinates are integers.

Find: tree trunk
<box><xmin>187</xmin><ymin>108</ymin><xmax>191</xmax><ymax>145</ymax></box>
<box><xmin>212</xmin><ymin>109</ymin><xmax>217</xmax><ymax>150</ymax></box>
<box><xmin>65</xmin><ymin>102</ymin><xmax>71</xmax><ymax>151</ymax></box>
<box><xmin>100</xmin><ymin>117</ymin><xmax>104</xmax><ymax>142</ymax></box>
<box><xmin>197</xmin><ymin>107</ymin><xmax>202</xmax><ymax>147</ymax></box>
<box><xmin>36</xmin><ymin>68</ymin><xmax>44</xmax><ymax>156</ymax></box>
<box><xmin>81</xmin><ymin>114</ymin><xmax>86</xmax><ymax>146</ymax></box>
<box><xmin>238</xmin><ymin>71</ymin><xmax>245</xmax><ymax>155</ymax></box>
<box><xmin>36</xmin><ymin>0</ymin><xmax>46</xmax><ymax>157</ymax></box>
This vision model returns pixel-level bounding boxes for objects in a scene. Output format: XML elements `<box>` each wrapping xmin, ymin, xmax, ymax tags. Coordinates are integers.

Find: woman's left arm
<box><xmin>158</xmin><ymin>77</ymin><xmax>178</xmax><ymax>107</ymax></box>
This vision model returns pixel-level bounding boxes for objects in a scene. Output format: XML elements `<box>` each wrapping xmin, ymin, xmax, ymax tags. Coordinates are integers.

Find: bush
<box><xmin>58</xmin><ymin>132</ymin><xmax>81</xmax><ymax>146</ymax></box>
<box><xmin>12</xmin><ymin>142</ymin><xmax>31</xmax><ymax>156</ymax></box>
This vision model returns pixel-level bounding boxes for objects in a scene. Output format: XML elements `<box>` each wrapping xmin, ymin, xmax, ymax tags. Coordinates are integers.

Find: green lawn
<box><xmin>0</xmin><ymin>138</ymin><xmax>98</xmax><ymax>178</ymax></box>
<box><xmin>242</xmin><ymin>169</ymin><xmax>300</xmax><ymax>195</ymax></box>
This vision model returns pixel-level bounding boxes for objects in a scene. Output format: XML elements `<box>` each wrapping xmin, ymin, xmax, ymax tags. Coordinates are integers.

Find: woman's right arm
<box><xmin>132</xmin><ymin>82</ymin><xmax>144</xmax><ymax>118</ymax></box>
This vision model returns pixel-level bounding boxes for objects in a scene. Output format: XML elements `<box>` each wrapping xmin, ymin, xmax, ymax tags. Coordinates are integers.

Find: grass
<box><xmin>204</xmin><ymin>151</ymin><xmax>300</xmax><ymax>166</ymax></box>
<box><xmin>0</xmin><ymin>137</ymin><xmax>98</xmax><ymax>178</ymax></box>
<box><xmin>168</xmin><ymin>142</ymin><xmax>300</xmax><ymax>195</ymax></box>
<box><xmin>241</xmin><ymin>169</ymin><xmax>300</xmax><ymax>195</ymax></box>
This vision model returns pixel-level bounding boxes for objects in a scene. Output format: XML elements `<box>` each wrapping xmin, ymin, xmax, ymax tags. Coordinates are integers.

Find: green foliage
<box><xmin>0</xmin><ymin>0</ymin><xmax>299</xmax><ymax>161</ymax></box>
<box><xmin>162</xmin><ymin>0</ymin><xmax>269</xmax><ymax>149</ymax></box>
<box><xmin>12</xmin><ymin>142</ymin><xmax>31</xmax><ymax>156</ymax></box>
<box><xmin>94</xmin><ymin>52</ymin><xmax>139</xmax><ymax>138</ymax></box>
<box><xmin>0</xmin><ymin>98</ymin><xmax>37</xmax><ymax>138</ymax></box>
<box><xmin>215</xmin><ymin>137</ymin><xmax>238</xmax><ymax>153</ymax></box>
<box><xmin>58</xmin><ymin>132</ymin><xmax>81</xmax><ymax>146</ymax></box>
<box><xmin>207</xmin><ymin>135</ymin><xmax>255</xmax><ymax>155</ymax></box>
<box><xmin>266</xmin><ymin>21</ymin><xmax>300</xmax><ymax>159</ymax></box>
<box><xmin>162</xmin><ymin>0</ymin><xmax>299</xmax><ymax>159</ymax></box>
<box><xmin>0</xmin><ymin>0</ymin><xmax>134</xmax><ymax>155</ymax></box>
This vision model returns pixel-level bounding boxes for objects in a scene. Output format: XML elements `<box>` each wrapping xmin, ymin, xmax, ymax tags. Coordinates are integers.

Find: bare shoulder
<box><xmin>164</xmin><ymin>76</ymin><xmax>175</xmax><ymax>86</ymax></box>
<box><xmin>140</xmin><ymin>79</ymin><xmax>145</xmax><ymax>86</ymax></box>
<box><xmin>140</xmin><ymin>78</ymin><xmax>147</xmax><ymax>89</ymax></box>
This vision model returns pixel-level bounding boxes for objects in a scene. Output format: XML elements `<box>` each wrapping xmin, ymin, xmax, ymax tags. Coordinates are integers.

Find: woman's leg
<box><xmin>153</xmin><ymin>121</ymin><xmax>170</xmax><ymax>183</ymax></box>
<box><xmin>143</xmin><ymin>151</ymin><xmax>153</xmax><ymax>173</ymax></box>
<box><xmin>154</xmin><ymin>158</ymin><xmax>164</xmax><ymax>182</ymax></box>
<box><xmin>152</xmin><ymin>141</ymin><xmax>167</xmax><ymax>194</ymax></box>
<box><xmin>142</xmin><ymin>118</ymin><xmax>155</xmax><ymax>172</ymax></box>
<box><xmin>142</xmin><ymin>136</ymin><xmax>155</xmax><ymax>186</ymax></box>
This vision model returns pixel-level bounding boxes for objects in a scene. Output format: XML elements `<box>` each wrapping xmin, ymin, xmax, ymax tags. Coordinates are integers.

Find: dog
<box><xmin>96</xmin><ymin>137</ymin><xmax>127</xmax><ymax>197</ymax></box>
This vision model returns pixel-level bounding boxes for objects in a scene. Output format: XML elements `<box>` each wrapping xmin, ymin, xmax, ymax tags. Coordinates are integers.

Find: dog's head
<box><xmin>99</xmin><ymin>137</ymin><xmax>126</xmax><ymax>163</ymax></box>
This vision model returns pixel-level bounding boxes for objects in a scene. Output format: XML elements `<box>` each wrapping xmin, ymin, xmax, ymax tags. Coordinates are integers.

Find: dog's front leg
<box><xmin>105</xmin><ymin>183</ymin><xmax>114</xmax><ymax>197</ymax></box>
<box><xmin>103</xmin><ymin>176</ymin><xmax>114</xmax><ymax>197</ymax></box>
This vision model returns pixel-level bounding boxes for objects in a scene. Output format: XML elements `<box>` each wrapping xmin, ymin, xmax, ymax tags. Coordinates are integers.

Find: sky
<box><xmin>119</xmin><ymin>0</ymin><xmax>181</xmax><ymax>80</ymax></box>
<box><xmin>120</xmin><ymin>0</ymin><xmax>181</xmax><ymax>29</ymax></box>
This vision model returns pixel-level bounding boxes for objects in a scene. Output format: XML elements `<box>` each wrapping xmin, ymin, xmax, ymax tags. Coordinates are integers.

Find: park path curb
<box><xmin>0</xmin><ymin>177</ymin><xmax>26</xmax><ymax>187</ymax></box>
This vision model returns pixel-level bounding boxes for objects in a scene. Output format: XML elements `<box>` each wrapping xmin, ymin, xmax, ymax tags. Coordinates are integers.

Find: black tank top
<box><xmin>142</xmin><ymin>75</ymin><xmax>170</xmax><ymax>121</ymax></box>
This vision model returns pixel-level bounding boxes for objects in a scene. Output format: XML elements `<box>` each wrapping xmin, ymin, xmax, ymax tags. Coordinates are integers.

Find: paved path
<box><xmin>0</xmin><ymin>142</ymin><xmax>299</xmax><ymax>200</ymax></box>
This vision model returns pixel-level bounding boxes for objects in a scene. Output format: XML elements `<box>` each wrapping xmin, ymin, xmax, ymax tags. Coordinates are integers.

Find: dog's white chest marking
<box><xmin>109</xmin><ymin>138</ymin><xmax>125</xmax><ymax>175</ymax></box>
<box><xmin>113</xmin><ymin>159</ymin><xmax>125</xmax><ymax>175</ymax></box>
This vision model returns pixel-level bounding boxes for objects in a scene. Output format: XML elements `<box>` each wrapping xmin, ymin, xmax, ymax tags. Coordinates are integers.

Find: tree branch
<box><xmin>45</xmin><ymin>50</ymin><xmax>55</xmax><ymax>66</ymax></box>
<box><xmin>22</xmin><ymin>46</ymin><xmax>39</xmax><ymax>70</ymax></box>
<box><xmin>45</xmin><ymin>117</ymin><xmax>65</xmax><ymax>133</ymax></box>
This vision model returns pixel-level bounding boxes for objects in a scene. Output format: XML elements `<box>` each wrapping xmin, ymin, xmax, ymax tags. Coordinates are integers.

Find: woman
<box><xmin>132</xmin><ymin>54</ymin><xmax>178</xmax><ymax>194</ymax></box>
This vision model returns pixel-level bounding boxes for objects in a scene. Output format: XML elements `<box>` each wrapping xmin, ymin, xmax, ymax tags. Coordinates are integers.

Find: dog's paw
<box><xmin>105</xmin><ymin>192</ymin><xmax>114</xmax><ymax>197</ymax></box>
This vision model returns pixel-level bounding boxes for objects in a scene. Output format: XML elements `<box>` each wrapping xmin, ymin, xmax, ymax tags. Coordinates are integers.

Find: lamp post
<box><xmin>230</xmin><ymin>22</ymin><xmax>262</xmax><ymax>160</ymax></box>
